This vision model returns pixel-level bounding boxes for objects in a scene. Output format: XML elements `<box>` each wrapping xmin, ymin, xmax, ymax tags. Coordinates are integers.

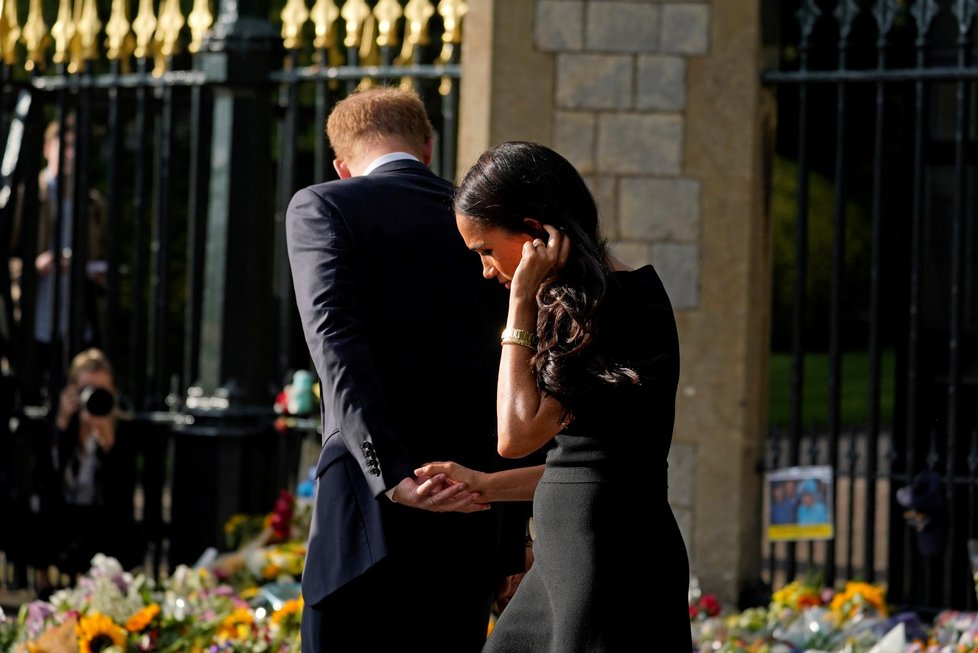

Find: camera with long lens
<box><xmin>80</xmin><ymin>386</ymin><xmax>116</xmax><ymax>416</ymax></box>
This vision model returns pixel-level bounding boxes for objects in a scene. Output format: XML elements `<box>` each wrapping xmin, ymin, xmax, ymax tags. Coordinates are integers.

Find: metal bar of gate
<box><xmin>829</xmin><ymin>2</ymin><xmax>857</xmax><ymax>587</ymax></box>
<box><xmin>864</xmin><ymin>1</ymin><xmax>896</xmax><ymax>585</ymax></box>
<box><xmin>944</xmin><ymin>4</ymin><xmax>974</xmax><ymax>610</ymax></box>
<box><xmin>786</xmin><ymin>1</ymin><xmax>819</xmax><ymax>582</ymax></box>
<box><xmin>150</xmin><ymin>84</ymin><xmax>175</xmax><ymax>403</ymax></box>
<box><xmin>47</xmin><ymin>69</ymin><xmax>71</xmax><ymax>401</ymax></box>
<box><xmin>314</xmin><ymin>66</ymin><xmax>330</xmax><ymax>184</ymax></box>
<box><xmin>184</xmin><ymin>85</ymin><xmax>210</xmax><ymax>396</ymax></box>
<box><xmin>902</xmin><ymin>0</ymin><xmax>935</xmax><ymax>607</ymax></box>
<box><xmin>130</xmin><ymin>58</ymin><xmax>152</xmax><ymax>410</ymax></box>
<box><xmin>104</xmin><ymin>61</ymin><xmax>123</xmax><ymax>369</ymax></box>
<box><xmin>276</xmin><ymin>51</ymin><xmax>300</xmax><ymax>384</ymax></box>
<box><xmin>70</xmin><ymin>63</ymin><xmax>94</xmax><ymax>358</ymax></box>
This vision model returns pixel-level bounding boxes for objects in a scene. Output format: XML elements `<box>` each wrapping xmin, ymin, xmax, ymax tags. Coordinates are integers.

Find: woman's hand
<box><xmin>509</xmin><ymin>224</ymin><xmax>571</xmax><ymax>300</ymax></box>
<box><xmin>415</xmin><ymin>461</ymin><xmax>490</xmax><ymax>502</ymax></box>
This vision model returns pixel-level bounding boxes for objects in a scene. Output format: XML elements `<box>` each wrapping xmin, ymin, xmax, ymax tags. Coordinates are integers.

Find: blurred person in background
<box><xmin>27</xmin><ymin>348</ymin><xmax>140</xmax><ymax>597</ymax></box>
<box><xmin>10</xmin><ymin>115</ymin><xmax>107</xmax><ymax>399</ymax></box>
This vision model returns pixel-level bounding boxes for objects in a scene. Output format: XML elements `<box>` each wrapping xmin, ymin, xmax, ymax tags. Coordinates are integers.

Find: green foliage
<box><xmin>770</xmin><ymin>156</ymin><xmax>872</xmax><ymax>351</ymax></box>
<box><xmin>767</xmin><ymin>349</ymin><xmax>896</xmax><ymax>429</ymax></box>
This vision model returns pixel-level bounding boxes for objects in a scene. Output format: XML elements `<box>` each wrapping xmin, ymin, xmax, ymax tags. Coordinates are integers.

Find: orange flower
<box><xmin>216</xmin><ymin>607</ymin><xmax>255</xmax><ymax>641</ymax></box>
<box><xmin>125</xmin><ymin>604</ymin><xmax>161</xmax><ymax>633</ymax></box>
<box><xmin>271</xmin><ymin>597</ymin><xmax>304</xmax><ymax>625</ymax></box>
<box><xmin>829</xmin><ymin>581</ymin><xmax>888</xmax><ymax>620</ymax></box>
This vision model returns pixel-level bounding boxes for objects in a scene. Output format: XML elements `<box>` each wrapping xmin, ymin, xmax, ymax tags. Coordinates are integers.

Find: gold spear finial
<box><xmin>75</xmin><ymin>0</ymin><xmax>103</xmax><ymax>65</ymax></box>
<box><xmin>396</xmin><ymin>0</ymin><xmax>434</xmax><ymax>65</ymax></box>
<box><xmin>373</xmin><ymin>0</ymin><xmax>402</xmax><ymax>48</ymax></box>
<box><xmin>437</xmin><ymin>0</ymin><xmax>467</xmax><ymax>48</ymax></box>
<box><xmin>436</xmin><ymin>0</ymin><xmax>467</xmax><ymax>95</ymax></box>
<box><xmin>310</xmin><ymin>0</ymin><xmax>339</xmax><ymax>49</ymax></box>
<box><xmin>0</xmin><ymin>0</ymin><xmax>22</xmax><ymax>65</ymax></box>
<box><xmin>358</xmin><ymin>11</ymin><xmax>378</xmax><ymax>65</ymax></box>
<box><xmin>105</xmin><ymin>0</ymin><xmax>134</xmax><ymax>61</ymax></box>
<box><xmin>153</xmin><ymin>0</ymin><xmax>185</xmax><ymax>75</ymax></box>
<box><xmin>132</xmin><ymin>0</ymin><xmax>157</xmax><ymax>60</ymax></box>
<box><xmin>51</xmin><ymin>0</ymin><xmax>75</xmax><ymax>65</ymax></box>
<box><xmin>187</xmin><ymin>0</ymin><xmax>214</xmax><ymax>53</ymax></box>
<box><xmin>281</xmin><ymin>0</ymin><xmax>309</xmax><ymax>50</ymax></box>
<box><xmin>341</xmin><ymin>0</ymin><xmax>370</xmax><ymax>49</ymax></box>
<box><xmin>22</xmin><ymin>0</ymin><xmax>48</xmax><ymax>71</ymax></box>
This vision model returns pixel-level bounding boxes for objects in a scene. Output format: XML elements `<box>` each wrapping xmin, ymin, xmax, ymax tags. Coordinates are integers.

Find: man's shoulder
<box><xmin>292</xmin><ymin>171</ymin><xmax>453</xmax><ymax>208</ymax></box>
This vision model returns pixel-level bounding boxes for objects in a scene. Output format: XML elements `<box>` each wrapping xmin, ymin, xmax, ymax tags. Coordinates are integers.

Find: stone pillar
<box><xmin>457</xmin><ymin>0</ymin><xmax>555</xmax><ymax>176</ymax></box>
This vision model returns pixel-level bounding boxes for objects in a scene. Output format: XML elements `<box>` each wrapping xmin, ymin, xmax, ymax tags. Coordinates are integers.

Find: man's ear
<box><xmin>333</xmin><ymin>159</ymin><xmax>352</xmax><ymax>179</ymax></box>
<box><xmin>421</xmin><ymin>139</ymin><xmax>434</xmax><ymax>166</ymax></box>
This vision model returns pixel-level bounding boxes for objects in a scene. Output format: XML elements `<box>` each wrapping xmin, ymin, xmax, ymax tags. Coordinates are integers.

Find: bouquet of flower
<box><xmin>8</xmin><ymin>554</ymin><xmax>302</xmax><ymax>653</ymax></box>
<box><xmin>213</xmin><ymin>490</ymin><xmax>311</xmax><ymax>592</ymax></box>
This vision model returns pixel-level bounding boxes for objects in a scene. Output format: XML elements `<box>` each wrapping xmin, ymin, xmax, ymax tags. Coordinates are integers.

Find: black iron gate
<box><xmin>0</xmin><ymin>0</ymin><xmax>465</xmax><ymax>583</ymax></box>
<box><xmin>762</xmin><ymin>0</ymin><xmax>978</xmax><ymax>613</ymax></box>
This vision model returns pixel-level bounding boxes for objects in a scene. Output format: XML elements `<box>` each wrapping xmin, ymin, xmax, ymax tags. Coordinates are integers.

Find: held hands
<box><xmin>392</xmin><ymin>472</ymin><xmax>489</xmax><ymax>514</ymax></box>
<box><xmin>510</xmin><ymin>224</ymin><xmax>571</xmax><ymax>301</ymax></box>
<box><xmin>415</xmin><ymin>461</ymin><xmax>490</xmax><ymax>503</ymax></box>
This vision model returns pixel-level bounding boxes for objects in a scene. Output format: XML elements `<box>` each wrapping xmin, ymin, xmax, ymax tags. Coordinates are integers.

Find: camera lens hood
<box><xmin>80</xmin><ymin>386</ymin><xmax>115</xmax><ymax>416</ymax></box>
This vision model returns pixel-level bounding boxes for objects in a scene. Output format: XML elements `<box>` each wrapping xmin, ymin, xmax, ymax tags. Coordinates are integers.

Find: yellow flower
<box><xmin>262</xmin><ymin>562</ymin><xmax>281</xmax><ymax>579</ymax></box>
<box><xmin>125</xmin><ymin>604</ymin><xmax>160</xmax><ymax>633</ymax></box>
<box><xmin>240</xmin><ymin>586</ymin><xmax>260</xmax><ymax>600</ymax></box>
<box><xmin>76</xmin><ymin>612</ymin><xmax>127</xmax><ymax>653</ymax></box>
<box><xmin>771</xmin><ymin>579</ymin><xmax>822</xmax><ymax>611</ymax></box>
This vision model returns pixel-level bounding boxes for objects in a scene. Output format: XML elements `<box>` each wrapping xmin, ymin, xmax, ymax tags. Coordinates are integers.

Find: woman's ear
<box><xmin>522</xmin><ymin>217</ymin><xmax>546</xmax><ymax>238</ymax></box>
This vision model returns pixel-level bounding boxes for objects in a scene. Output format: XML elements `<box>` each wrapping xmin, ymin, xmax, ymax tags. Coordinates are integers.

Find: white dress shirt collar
<box><xmin>362</xmin><ymin>151</ymin><xmax>421</xmax><ymax>176</ymax></box>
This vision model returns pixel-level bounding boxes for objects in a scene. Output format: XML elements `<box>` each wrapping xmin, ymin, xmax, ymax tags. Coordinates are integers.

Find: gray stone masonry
<box><xmin>660</xmin><ymin>3</ymin><xmax>710</xmax><ymax>55</ymax></box>
<box><xmin>651</xmin><ymin>242</ymin><xmax>699</xmax><ymax>309</ymax></box>
<box><xmin>597</xmin><ymin>113</ymin><xmax>683</xmax><ymax>174</ymax></box>
<box><xmin>586</xmin><ymin>2</ymin><xmax>660</xmax><ymax>52</ymax></box>
<box><xmin>554</xmin><ymin>111</ymin><xmax>597</xmax><ymax>173</ymax></box>
<box><xmin>556</xmin><ymin>54</ymin><xmax>633</xmax><ymax>109</ymax></box>
<box><xmin>620</xmin><ymin>177</ymin><xmax>701</xmax><ymax>242</ymax></box>
<box><xmin>637</xmin><ymin>54</ymin><xmax>687</xmax><ymax>111</ymax></box>
<box><xmin>535</xmin><ymin>1</ymin><xmax>584</xmax><ymax>52</ymax></box>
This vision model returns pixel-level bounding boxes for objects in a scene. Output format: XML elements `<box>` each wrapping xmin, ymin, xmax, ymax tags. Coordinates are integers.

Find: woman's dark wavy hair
<box><xmin>454</xmin><ymin>141</ymin><xmax>639</xmax><ymax>413</ymax></box>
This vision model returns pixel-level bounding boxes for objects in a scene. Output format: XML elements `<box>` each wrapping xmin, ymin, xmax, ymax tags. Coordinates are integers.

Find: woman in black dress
<box><xmin>416</xmin><ymin>141</ymin><xmax>692</xmax><ymax>651</ymax></box>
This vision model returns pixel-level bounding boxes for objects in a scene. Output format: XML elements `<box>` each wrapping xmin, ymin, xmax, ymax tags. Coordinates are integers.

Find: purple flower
<box><xmin>22</xmin><ymin>601</ymin><xmax>55</xmax><ymax>639</ymax></box>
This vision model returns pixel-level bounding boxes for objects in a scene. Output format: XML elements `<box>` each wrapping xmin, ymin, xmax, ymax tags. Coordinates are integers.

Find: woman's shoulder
<box><xmin>613</xmin><ymin>264</ymin><xmax>673</xmax><ymax>308</ymax></box>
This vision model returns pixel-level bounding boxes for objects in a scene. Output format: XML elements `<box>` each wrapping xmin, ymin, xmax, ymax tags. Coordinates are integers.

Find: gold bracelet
<box><xmin>501</xmin><ymin>327</ymin><xmax>537</xmax><ymax>351</ymax></box>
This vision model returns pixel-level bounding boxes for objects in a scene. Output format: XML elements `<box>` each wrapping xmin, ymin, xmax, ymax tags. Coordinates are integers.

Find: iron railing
<box><xmin>762</xmin><ymin>0</ymin><xmax>978</xmax><ymax>613</ymax></box>
<box><xmin>0</xmin><ymin>0</ymin><xmax>467</xmax><ymax>582</ymax></box>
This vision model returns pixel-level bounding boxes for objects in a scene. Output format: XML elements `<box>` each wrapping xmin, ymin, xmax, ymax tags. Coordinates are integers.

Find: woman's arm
<box><xmin>496</xmin><ymin>225</ymin><xmax>571</xmax><ymax>457</ymax></box>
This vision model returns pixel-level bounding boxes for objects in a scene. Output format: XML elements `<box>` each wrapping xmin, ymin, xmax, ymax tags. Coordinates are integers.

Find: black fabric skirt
<box><xmin>484</xmin><ymin>472</ymin><xmax>692</xmax><ymax>652</ymax></box>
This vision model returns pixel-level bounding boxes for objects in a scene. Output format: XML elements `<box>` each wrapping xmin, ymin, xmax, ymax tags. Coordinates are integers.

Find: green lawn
<box><xmin>767</xmin><ymin>350</ymin><xmax>896</xmax><ymax>429</ymax></box>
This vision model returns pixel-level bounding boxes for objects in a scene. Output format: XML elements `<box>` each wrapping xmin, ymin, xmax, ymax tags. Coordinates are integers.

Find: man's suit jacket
<box><xmin>286</xmin><ymin>159</ymin><xmax>519</xmax><ymax>606</ymax></box>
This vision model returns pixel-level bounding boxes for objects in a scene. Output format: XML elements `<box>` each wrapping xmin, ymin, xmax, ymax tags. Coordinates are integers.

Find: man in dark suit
<box><xmin>286</xmin><ymin>86</ymin><xmax>524</xmax><ymax>652</ymax></box>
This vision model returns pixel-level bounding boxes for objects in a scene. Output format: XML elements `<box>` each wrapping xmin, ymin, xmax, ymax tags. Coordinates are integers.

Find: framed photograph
<box><xmin>765</xmin><ymin>465</ymin><xmax>834</xmax><ymax>542</ymax></box>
